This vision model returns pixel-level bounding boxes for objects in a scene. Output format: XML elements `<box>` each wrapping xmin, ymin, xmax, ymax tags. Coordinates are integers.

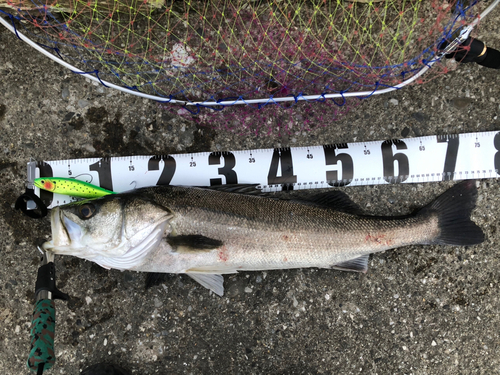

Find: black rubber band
<box><xmin>15</xmin><ymin>189</ymin><xmax>48</xmax><ymax>219</ymax></box>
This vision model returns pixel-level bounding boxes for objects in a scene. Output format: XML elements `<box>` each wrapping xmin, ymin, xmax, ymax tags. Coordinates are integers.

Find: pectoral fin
<box><xmin>331</xmin><ymin>254</ymin><xmax>369</xmax><ymax>273</ymax></box>
<box><xmin>167</xmin><ymin>235</ymin><xmax>223</xmax><ymax>253</ymax></box>
<box><xmin>186</xmin><ymin>273</ymin><xmax>225</xmax><ymax>296</ymax></box>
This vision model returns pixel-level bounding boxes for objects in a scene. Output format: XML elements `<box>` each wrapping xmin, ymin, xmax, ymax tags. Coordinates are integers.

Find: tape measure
<box><xmin>27</xmin><ymin>131</ymin><xmax>500</xmax><ymax>209</ymax></box>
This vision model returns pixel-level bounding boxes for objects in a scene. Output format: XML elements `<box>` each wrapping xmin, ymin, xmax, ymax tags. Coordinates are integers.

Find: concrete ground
<box><xmin>1</xmin><ymin>5</ymin><xmax>500</xmax><ymax>375</ymax></box>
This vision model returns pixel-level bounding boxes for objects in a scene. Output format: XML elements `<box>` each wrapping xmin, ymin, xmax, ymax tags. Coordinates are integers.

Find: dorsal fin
<box><xmin>199</xmin><ymin>184</ymin><xmax>361</xmax><ymax>213</ymax></box>
<box><xmin>290</xmin><ymin>190</ymin><xmax>362</xmax><ymax>213</ymax></box>
<box><xmin>199</xmin><ymin>184</ymin><xmax>262</xmax><ymax>195</ymax></box>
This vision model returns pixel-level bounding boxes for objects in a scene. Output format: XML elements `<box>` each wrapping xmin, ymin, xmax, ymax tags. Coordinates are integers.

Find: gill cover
<box><xmin>43</xmin><ymin>194</ymin><xmax>172</xmax><ymax>267</ymax></box>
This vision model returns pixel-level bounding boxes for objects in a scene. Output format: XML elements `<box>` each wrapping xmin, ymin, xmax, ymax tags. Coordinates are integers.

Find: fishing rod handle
<box><xmin>27</xmin><ymin>299</ymin><xmax>55</xmax><ymax>372</ymax></box>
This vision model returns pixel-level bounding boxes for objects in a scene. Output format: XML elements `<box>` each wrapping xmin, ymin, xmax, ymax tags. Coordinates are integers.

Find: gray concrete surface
<box><xmin>1</xmin><ymin>6</ymin><xmax>500</xmax><ymax>375</ymax></box>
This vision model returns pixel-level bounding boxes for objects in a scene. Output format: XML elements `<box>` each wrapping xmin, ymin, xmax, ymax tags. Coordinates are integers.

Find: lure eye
<box><xmin>78</xmin><ymin>203</ymin><xmax>96</xmax><ymax>219</ymax></box>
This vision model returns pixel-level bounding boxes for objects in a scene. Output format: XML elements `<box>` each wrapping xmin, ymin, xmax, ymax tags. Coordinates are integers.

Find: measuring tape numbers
<box><xmin>27</xmin><ymin>131</ymin><xmax>500</xmax><ymax>209</ymax></box>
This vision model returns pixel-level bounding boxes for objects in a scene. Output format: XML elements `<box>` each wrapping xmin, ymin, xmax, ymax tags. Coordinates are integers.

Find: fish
<box><xmin>34</xmin><ymin>177</ymin><xmax>115</xmax><ymax>198</ymax></box>
<box><xmin>42</xmin><ymin>181</ymin><xmax>484</xmax><ymax>296</ymax></box>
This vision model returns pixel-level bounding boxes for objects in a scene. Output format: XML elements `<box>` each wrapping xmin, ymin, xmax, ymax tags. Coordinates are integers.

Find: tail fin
<box><xmin>421</xmin><ymin>180</ymin><xmax>484</xmax><ymax>246</ymax></box>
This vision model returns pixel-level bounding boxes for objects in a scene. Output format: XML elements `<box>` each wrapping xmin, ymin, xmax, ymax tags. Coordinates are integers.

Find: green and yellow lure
<box><xmin>34</xmin><ymin>177</ymin><xmax>115</xmax><ymax>198</ymax></box>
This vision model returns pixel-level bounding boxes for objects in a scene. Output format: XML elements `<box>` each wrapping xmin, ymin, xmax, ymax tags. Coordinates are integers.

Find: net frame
<box><xmin>1</xmin><ymin>0</ymin><xmax>499</xmax><ymax>110</ymax></box>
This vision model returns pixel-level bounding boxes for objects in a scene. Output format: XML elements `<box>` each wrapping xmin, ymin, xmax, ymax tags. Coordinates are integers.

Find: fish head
<box><xmin>42</xmin><ymin>194</ymin><xmax>172</xmax><ymax>259</ymax></box>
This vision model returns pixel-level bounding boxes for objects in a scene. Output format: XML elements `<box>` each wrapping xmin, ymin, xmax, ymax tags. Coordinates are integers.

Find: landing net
<box><xmin>0</xmin><ymin>0</ymin><xmax>487</xmax><ymax>109</ymax></box>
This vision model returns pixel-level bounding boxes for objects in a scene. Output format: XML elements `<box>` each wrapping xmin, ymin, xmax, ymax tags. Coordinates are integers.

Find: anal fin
<box><xmin>186</xmin><ymin>273</ymin><xmax>225</xmax><ymax>296</ymax></box>
<box><xmin>331</xmin><ymin>254</ymin><xmax>369</xmax><ymax>273</ymax></box>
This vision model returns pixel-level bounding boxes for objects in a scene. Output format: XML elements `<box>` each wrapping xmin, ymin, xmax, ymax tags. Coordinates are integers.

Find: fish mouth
<box><xmin>42</xmin><ymin>207</ymin><xmax>80</xmax><ymax>253</ymax></box>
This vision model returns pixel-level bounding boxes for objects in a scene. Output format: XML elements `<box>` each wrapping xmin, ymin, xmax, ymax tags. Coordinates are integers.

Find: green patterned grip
<box><xmin>27</xmin><ymin>299</ymin><xmax>55</xmax><ymax>372</ymax></box>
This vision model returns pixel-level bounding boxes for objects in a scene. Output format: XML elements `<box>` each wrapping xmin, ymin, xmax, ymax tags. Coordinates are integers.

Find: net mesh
<box><xmin>2</xmin><ymin>0</ymin><xmax>482</xmax><ymax>106</ymax></box>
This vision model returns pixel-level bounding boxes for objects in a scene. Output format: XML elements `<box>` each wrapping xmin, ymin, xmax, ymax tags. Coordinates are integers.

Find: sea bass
<box><xmin>42</xmin><ymin>181</ymin><xmax>484</xmax><ymax>296</ymax></box>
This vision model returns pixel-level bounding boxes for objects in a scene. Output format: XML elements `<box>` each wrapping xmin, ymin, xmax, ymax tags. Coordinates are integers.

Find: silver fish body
<box><xmin>43</xmin><ymin>181</ymin><xmax>484</xmax><ymax>295</ymax></box>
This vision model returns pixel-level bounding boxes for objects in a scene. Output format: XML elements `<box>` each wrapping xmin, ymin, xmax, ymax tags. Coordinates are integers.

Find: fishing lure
<box><xmin>34</xmin><ymin>177</ymin><xmax>115</xmax><ymax>198</ymax></box>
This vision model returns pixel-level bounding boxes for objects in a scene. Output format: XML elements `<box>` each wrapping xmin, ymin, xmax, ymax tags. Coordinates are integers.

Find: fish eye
<box><xmin>78</xmin><ymin>203</ymin><xmax>96</xmax><ymax>219</ymax></box>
